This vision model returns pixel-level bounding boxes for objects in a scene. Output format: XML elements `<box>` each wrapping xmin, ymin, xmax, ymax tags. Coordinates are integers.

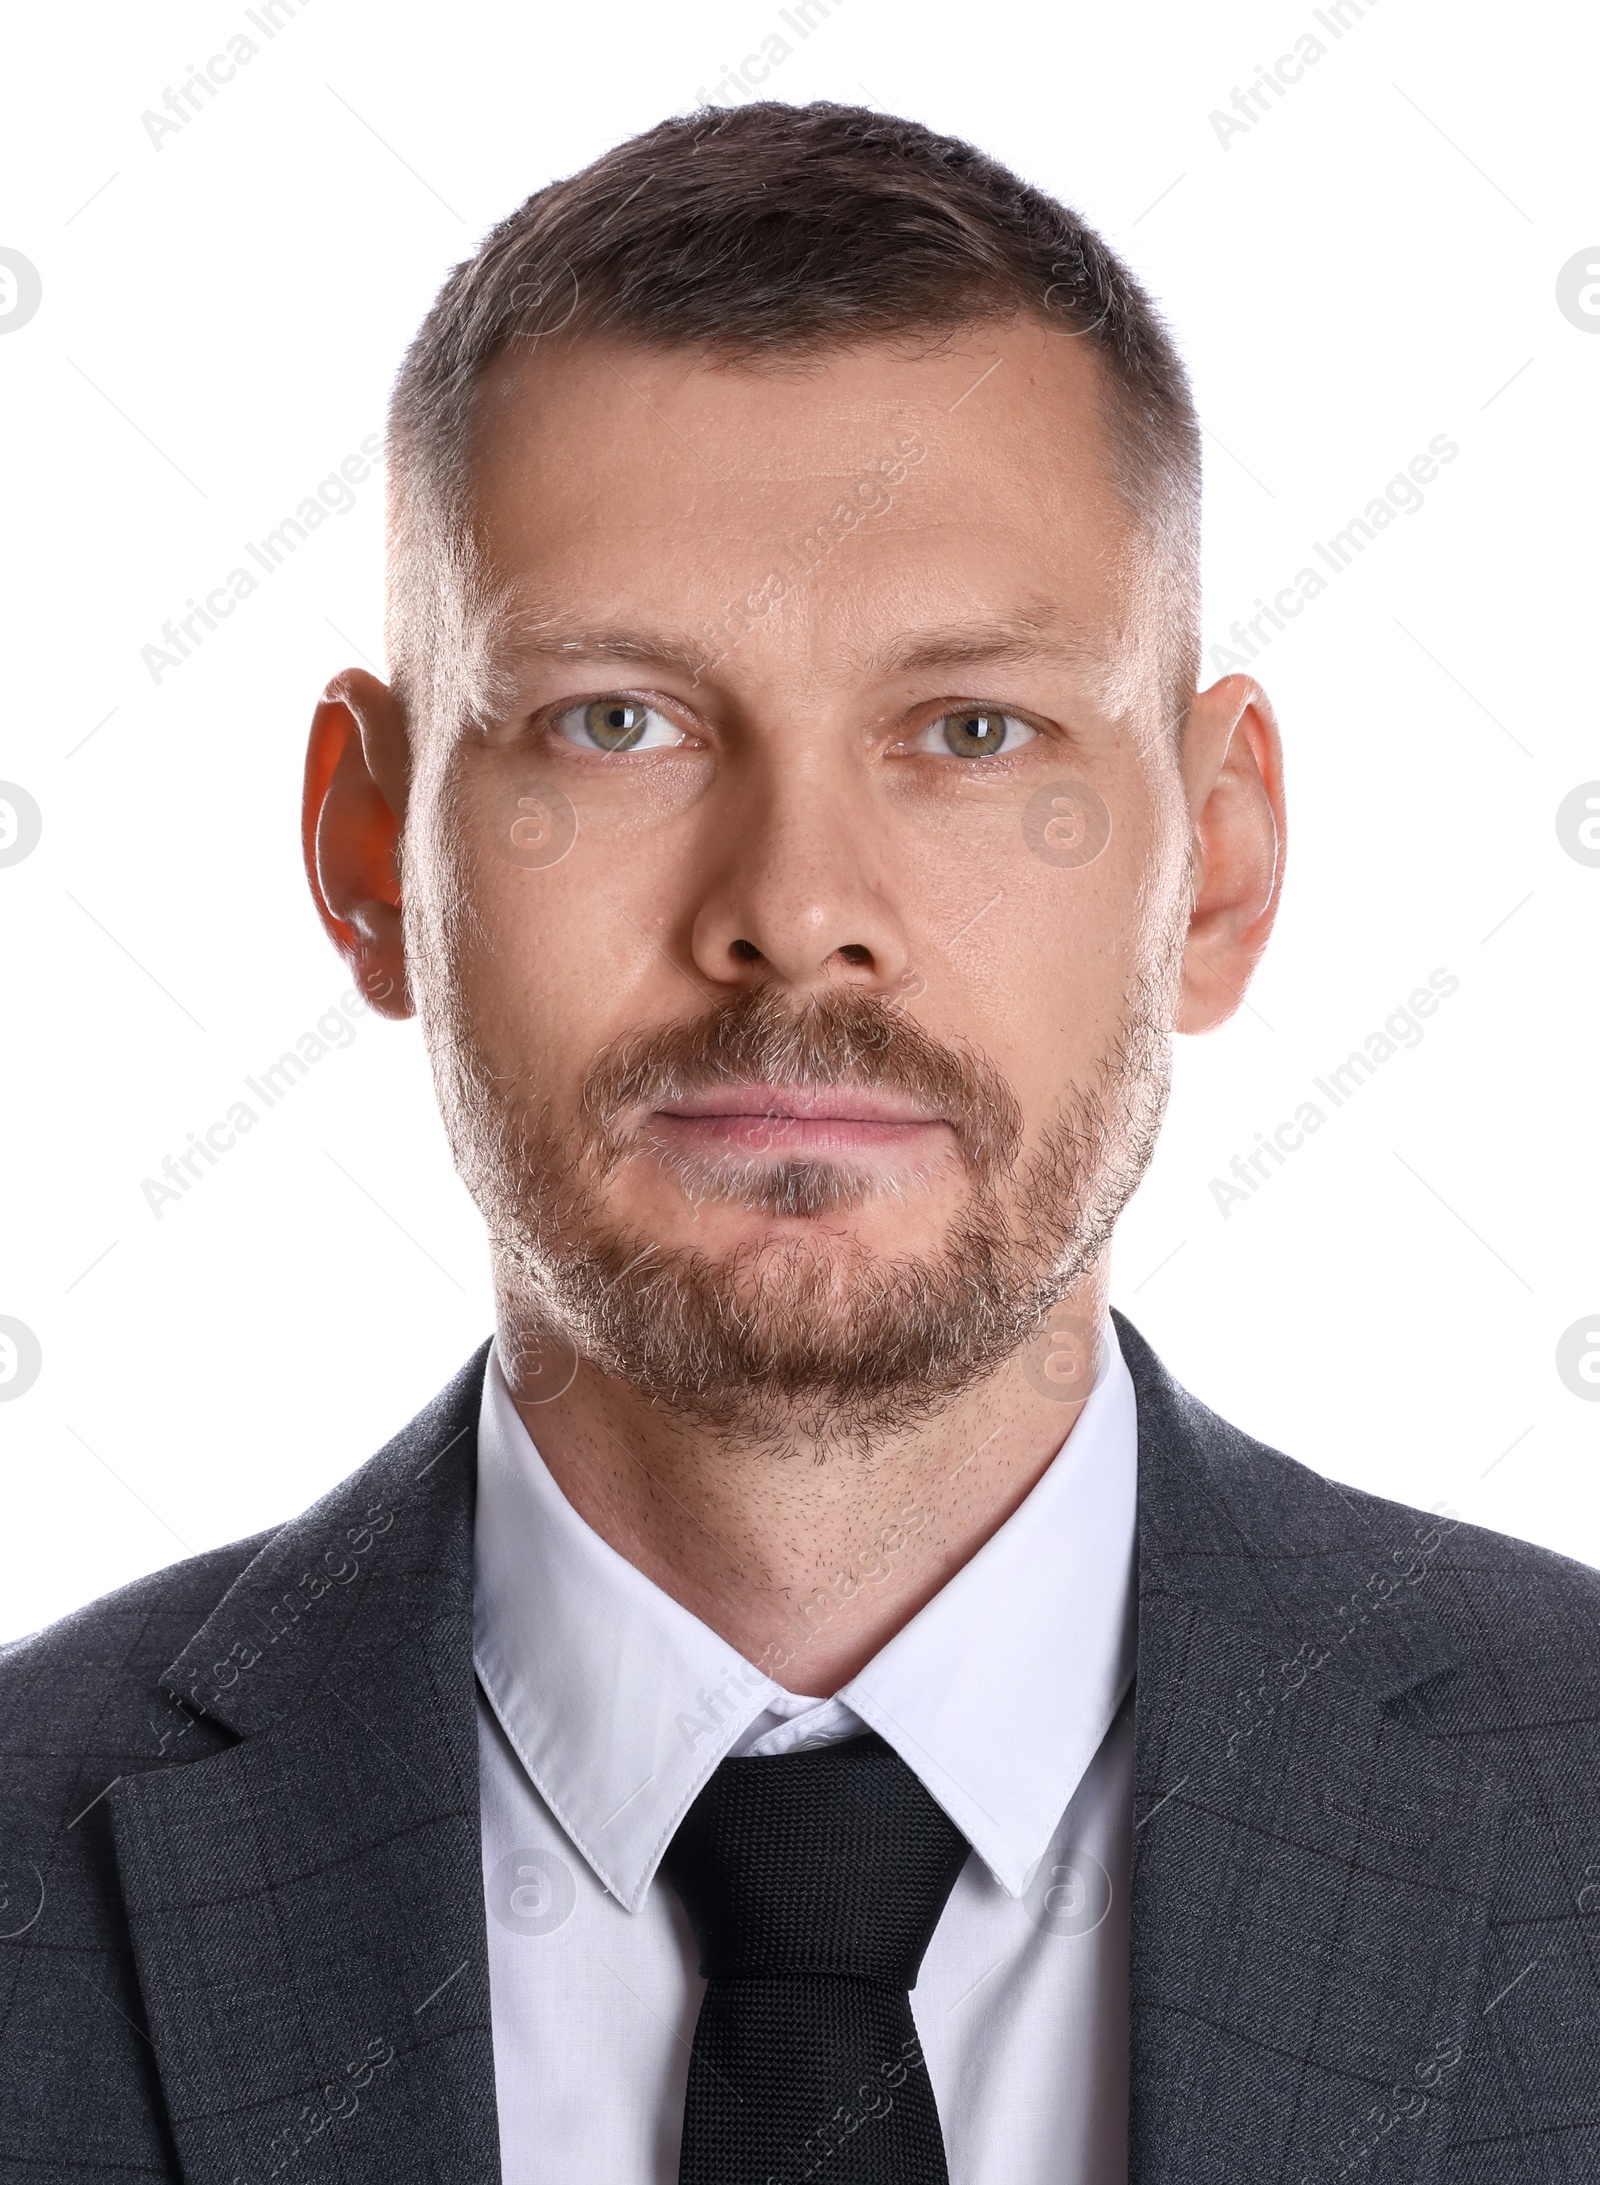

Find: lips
<box><xmin>658</xmin><ymin>1082</ymin><xmax>939</xmax><ymax>1125</ymax></box>
<box><xmin>648</xmin><ymin>1081</ymin><xmax>951</xmax><ymax>1156</ymax></box>
<box><xmin>576</xmin><ymin>986</ymin><xmax>1023</xmax><ymax>1187</ymax></box>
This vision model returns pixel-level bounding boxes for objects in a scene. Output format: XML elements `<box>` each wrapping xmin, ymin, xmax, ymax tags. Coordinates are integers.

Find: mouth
<box><xmin>645</xmin><ymin>1081</ymin><xmax>955</xmax><ymax>1160</ymax></box>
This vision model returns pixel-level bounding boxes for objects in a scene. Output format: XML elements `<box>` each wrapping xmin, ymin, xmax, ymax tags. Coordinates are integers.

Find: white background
<box><xmin>1</xmin><ymin>0</ymin><xmax>1595</xmax><ymax>1642</ymax></box>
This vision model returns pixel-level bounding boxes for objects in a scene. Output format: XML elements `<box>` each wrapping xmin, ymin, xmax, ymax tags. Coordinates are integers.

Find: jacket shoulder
<box><xmin>1120</xmin><ymin>1306</ymin><xmax>1600</xmax><ymax>1578</ymax></box>
<box><xmin>1335</xmin><ymin>1473</ymin><xmax>1600</xmax><ymax>1597</ymax></box>
<box><xmin>1</xmin><ymin>1532</ymin><xmax>272</xmax><ymax>1684</ymax></box>
<box><xmin>1332</xmin><ymin>1474</ymin><xmax>1600</xmax><ymax>1690</ymax></box>
<box><xmin>0</xmin><ymin>1351</ymin><xmax>490</xmax><ymax>2175</ymax></box>
<box><xmin>0</xmin><ymin>1534</ymin><xmax>272</xmax><ymax>1799</ymax></box>
<box><xmin>1116</xmin><ymin>1310</ymin><xmax>1600</xmax><ymax>1737</ymax></box>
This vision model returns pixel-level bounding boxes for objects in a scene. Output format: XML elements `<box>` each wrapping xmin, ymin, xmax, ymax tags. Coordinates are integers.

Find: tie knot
<box><xmin>662</xmin><ymin>1733</ymin><xmax>970</xmax><ymax>1989</ymax></box>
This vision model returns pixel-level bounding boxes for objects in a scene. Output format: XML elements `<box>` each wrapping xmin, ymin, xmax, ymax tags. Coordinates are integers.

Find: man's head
<box><xmin>305</xmin><ymin>101</ymin><xmax>1284</xmax><ymax>1447</ymax></box>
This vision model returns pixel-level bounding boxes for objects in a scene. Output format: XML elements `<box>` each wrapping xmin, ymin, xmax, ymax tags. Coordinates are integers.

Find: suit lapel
<box><xmin>1118</xmin><ymin>1314</ymin><xmax>1510</xmax><ymax>2185</ymax></box>
<box><xmin>108</xmin><ymin>1345</ymin><xmax>500</xmax><ymax>2185</ymax></box>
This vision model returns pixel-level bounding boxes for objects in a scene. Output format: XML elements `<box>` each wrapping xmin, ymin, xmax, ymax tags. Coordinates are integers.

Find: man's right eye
<box><xmin>554</xmin><ymin>698</ymin><xmax>684</xmax><ymax>753</ymax></box>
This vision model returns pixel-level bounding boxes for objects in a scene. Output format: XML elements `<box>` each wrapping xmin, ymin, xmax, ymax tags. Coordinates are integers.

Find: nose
<box><xmin>688</xmin><ymin>757</ymin><xmax>911</xmax><ymax>995</ymax></box>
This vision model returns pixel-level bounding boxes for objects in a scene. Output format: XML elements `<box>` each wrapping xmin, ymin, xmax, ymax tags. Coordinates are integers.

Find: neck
<box><xmin>493</xmin><ymin>1263</ymin><xmax>1111</xmax><ymax>1693</ymax></box>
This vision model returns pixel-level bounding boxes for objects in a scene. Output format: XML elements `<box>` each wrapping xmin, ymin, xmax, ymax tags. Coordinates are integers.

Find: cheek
<box><xmin>924</xmin><ymin>794</ymin><xmax>1170</xmax><ymax>1111</ymax></box>
<box><xmin>459</xmin><ymin>866</ymin><xmax>622</xmax><ymax>1087</ymax></box>
<box><xmin>449</xmin><ymin>809</ymin><xmax>706</xmax><ymax>1095</ymax></box>
<box><xmin>963</xmin><ymin>884</ymin><xmax>1133</xmax><ymax>1092</ymax></box>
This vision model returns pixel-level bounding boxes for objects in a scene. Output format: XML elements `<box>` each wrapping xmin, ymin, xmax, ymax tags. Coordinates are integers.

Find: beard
<box><xmin>429</xmin><ymin>973</ymin><xmax>1177</xmax><ymax>1449</ymax></box>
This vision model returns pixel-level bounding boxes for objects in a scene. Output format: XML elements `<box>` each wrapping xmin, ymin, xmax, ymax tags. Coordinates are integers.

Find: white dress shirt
<box><xmin>473</xmin><ymin>1322</ymin><xmax>1138</xmax><ymax>2183</ymax></box>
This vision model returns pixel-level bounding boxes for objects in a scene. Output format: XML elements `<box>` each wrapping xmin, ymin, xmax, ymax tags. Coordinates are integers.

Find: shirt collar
<box><xmin>834</xmin><ymin>1338</ymin><xmax>1137</xmax><ymax>1893</ymax></box>
<box><xmin>473</xmin><ymin>1323</ymin><xmax>1137</xmax><ymax>1910</ymax></box>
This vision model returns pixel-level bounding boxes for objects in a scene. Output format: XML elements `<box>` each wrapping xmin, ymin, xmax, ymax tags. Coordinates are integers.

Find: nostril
<box><xmin>838</xmin><ymin>944</ymin><xmax>872</xmax><ymax>967</ymax></box>
<box><xmin>730</xmin><ymin>938</ymin><xmax>763</xmax><ymax>964</ymax></box>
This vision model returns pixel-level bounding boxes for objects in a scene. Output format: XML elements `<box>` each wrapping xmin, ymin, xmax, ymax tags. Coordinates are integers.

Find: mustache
<box><xmin>578</xmin><ymin>984</ymin><xmax>1024</xmax><ymax>1183</ymax></box>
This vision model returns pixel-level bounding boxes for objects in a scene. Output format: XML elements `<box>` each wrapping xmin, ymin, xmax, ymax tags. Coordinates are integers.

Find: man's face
<box><xmin>399</xmin><ymin>322</ymin><xmax>1198</xmax><ymax>1436</ymax></box>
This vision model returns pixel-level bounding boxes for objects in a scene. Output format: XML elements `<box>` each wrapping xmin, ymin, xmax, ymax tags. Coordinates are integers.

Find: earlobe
<box><xmin>302</xmin><ymin>669</ymin><xmax>415</xmax><ymax>1020</ymax></box>
<box><xmin>1175</xmin><ymin>674</ymin><xmax>1286</xmax><ymax>1036</ymax></box>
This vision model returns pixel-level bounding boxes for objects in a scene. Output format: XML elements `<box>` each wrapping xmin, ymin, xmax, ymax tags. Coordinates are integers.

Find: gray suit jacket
<box><xmin>2</xmin><ymin>1315</ymin><xmax>1597</xmax><ymax>2183</ymax></box>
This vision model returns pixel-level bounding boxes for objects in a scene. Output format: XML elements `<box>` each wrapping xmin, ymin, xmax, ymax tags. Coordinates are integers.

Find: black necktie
<box><xmin>661</xmin><ymin>1731</ymin><xmax>971</xmax><ymax>2185</ymax></box>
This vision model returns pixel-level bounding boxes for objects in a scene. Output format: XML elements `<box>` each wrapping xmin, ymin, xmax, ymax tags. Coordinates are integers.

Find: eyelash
<box><xmin>911</xmin><ymin>709</ymin><xmax>1037</xmax><ymax>760</ymax></box>
<box><xmin>543</xmin><ymin>694</ymin><xmax>1043</xmax><ymax>760</ymax></box>
<box><xmin>551</xmin><ymin>696</ymin><xmax>687</xmax><ymax>754</ymax></box>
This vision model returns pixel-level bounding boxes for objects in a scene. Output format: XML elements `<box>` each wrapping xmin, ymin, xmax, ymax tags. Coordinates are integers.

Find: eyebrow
<box><xmin>485</xmin><ymin>610</ymin><xmax>1105</xmax><ymax>691</ymax></box>
<box><xmin>491</xmin><ymin>622</ymin><xmax>719</xmax><ymax>682</ymax></box>
<box><xmin>855</xmin><ymin>617</ymin><xmax>1105</xmax><ymax>680</ymax></box>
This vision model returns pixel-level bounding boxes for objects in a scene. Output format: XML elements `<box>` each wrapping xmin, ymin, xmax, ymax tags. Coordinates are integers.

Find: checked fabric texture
<box><xmin>10</xmin><ymin>1322</ymin><xmax>1600</xmax><ymax>2179</ymax></box>
<box><xmin>661</xmin><ymin>1732</ymin><xmax>972</xmax><ymax>2185</ymax></box>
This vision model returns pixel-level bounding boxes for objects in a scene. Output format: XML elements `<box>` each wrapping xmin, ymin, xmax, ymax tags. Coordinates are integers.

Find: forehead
<box><xmin>463</xmin><ymin>326</ymin><xmax>1144</xmax><ymax>688</ymax></box>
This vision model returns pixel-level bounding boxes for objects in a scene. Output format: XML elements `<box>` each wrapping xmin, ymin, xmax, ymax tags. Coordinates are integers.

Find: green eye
<box><xmin>937</xmin><ymin>710</ymin><xmax>1029</xmax><ymax>757</ymax></box>
<box><xmin>553</xmin><ymin>697</ymin><xmax>687</xmax><ymax>755</ymax></box>
<box><xmin>945</xmin><ymin>711</ymin><xmax>1005</xmax><ymax>755</ymax></box>
<box><xmin>583</xmin><ymin>699</ymin><xmax>650</xmax><ymax>750</ymax></box>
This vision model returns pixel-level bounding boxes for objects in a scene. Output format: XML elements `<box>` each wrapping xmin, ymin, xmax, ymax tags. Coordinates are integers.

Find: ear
<box><xmin>301</xmin><ymin>668</ymin><xmax>414</xmax><ymax>1020</ymax></box>
<box><xmin>1175</xmin><ymin>674</ymin><xmax>1286</xmax><ymax>1034</ymax></box>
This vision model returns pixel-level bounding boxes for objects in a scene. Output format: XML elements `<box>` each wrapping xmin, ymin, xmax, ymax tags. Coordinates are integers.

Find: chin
<box><xmin>620</xmin><ymin>1157</ymin><xmax>960</xmax><ymax>1255</ymax></box>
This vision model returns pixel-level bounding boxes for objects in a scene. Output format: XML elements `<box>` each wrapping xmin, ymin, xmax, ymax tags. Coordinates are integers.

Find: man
<box><xmin>2</xmin><ymin>100</ymin><xmax>1595</xmax><ymax>2185</ymax></box>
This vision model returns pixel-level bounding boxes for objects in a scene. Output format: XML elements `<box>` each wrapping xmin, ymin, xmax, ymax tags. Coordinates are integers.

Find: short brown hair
<box><xmin>386</xmin><ymin>100</ymin><xmax>1201</xmax><ymax>727</ymax></box>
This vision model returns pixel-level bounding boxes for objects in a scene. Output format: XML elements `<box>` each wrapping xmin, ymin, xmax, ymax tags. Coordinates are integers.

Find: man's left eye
<box><xmin>914</xmin><ymin>710</ymin><xmax>1036</xmax><ymax>758</ymax></box>
<box><xmin>554</xmin><ymin>698</ymin><xmax>685</xmax><ymax>753</ymax></box>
